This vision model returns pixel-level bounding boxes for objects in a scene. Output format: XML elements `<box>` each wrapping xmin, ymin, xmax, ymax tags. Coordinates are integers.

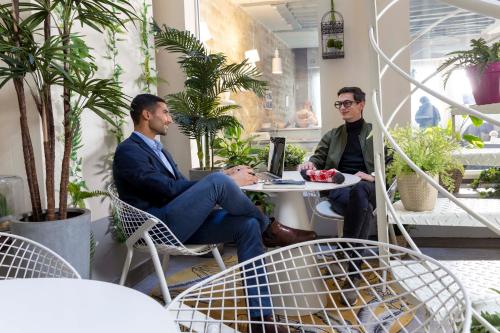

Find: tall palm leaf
<box><xmin>155</xmin><ymin>25</ymin><xmax>267</xmax><ymax>169</ymax></box>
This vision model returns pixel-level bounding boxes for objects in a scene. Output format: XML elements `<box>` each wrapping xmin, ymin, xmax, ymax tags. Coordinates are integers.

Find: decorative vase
<box><xmin>10</xmin><ymin>208</ymin><xmax>91</xmax><ymax>278</ymax></box>
<box><xmin>466</xmin><ymin>61</ymin><xmax>500</xmax><ymax>105</ymax></box>
<box><xmin>397</xmin><ymin>173</ymin><xmax>438</xmax><ymax>212</ymax></box>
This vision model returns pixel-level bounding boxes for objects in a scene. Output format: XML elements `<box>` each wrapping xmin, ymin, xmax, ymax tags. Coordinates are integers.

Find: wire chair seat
<box><xmin>108</xmin><ymin>184</ymin><xmax>225</xmax><ymax>304</ymax></box>
<box><xmin>0</xmin><ymin>232</ymin><xmax>80</xmax><ymax>279</ymax></box>
<box><xmin>167</xmin><ymin>238</ymin><xmax>471</xmax><ymax>333</ymax></box>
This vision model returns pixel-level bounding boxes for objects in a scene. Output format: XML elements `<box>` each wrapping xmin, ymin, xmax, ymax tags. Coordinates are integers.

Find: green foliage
<box><xmin>470</xmin><ymin>289</ymin><xmax>500</xmax><ymax>332</ymax></box>
<box><xmin>0</xmin><ymin>0</ymin><xmax>135</xmax><ymax>220</ymax></box>
<box><xmin>154</xmin><ymin>25</ymin><xmax>268</xmax><ymax>170</ymax></box>
<box><xmin>108</xmin><ymin>207</ymin><xmax>127</xmax><ymax>243</ymax></box>
<box><xmin>137</xmin><ymin>1</ymin><xmax>161</xmax><ymax>92</ymax></box>
<box><xmin>437</xmin><ymin>38</ymin><xmax>500</xmax><ymax>87</ymax></box>
<box><xmin>259</xmin><ymin>144</ymin><xmax>307</xmax><ymax>169</ymax></box>
<box><xmin>471</xmin><ymin>167</ymin><xmax>500</xmax><ymax>198</ymax></box>
<box><xmin>446</xmin><ymin>111</ymin><xmax>484</xmax><ymax>148</ymax></box>
<box><xmin>326</xmin><ymin>38</ymin><xmax>343</xmax><ymax>50</ymax></box>
<box><xmin>212</xmin><ymin>126</ymin><xmax>273</xmax><ymax>215</ymax></box>
<box><xmin>246</xmin><ymin>191</ymin><xmax>274</xmax><ymax>216</ymax></box>
<box><xmin>0</xmin><ymin>193</ymin><xmax>9</xmax><ymax>217</ymax></box>
<box><xmin>386</xmin><ymin>126</ymin><xmax>462</xmax><ymax>191</ymax></box>
<box><xmin>213</xmin><ymin>126</ymin><xmax>263</xmax><ymax>168</ymax></box>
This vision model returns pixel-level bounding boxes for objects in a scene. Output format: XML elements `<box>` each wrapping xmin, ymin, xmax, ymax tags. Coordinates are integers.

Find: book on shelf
<box><xmin>262</xmin><ymin>179</ymin><xmax>306</xmax><ymax>189</ymax></box>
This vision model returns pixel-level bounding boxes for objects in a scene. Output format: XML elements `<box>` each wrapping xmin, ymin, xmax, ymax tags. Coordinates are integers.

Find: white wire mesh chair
<box><xmin>0</xmin><ymin>232</ymin><xmax>80</xmax><ymax>279</ymax></box>
<box><xmin>108</xmin><ymin>184</ymin><xmax>226</xmax><ymax>304</ymax></box>
<box><xmin>309</xmin><ymin>180</ymin><xmax>398</xmax><ymax>240</ymax></box>
<box><xmin>167</xmin><ymin>238</ymin><xmax>471</xmax><ymax>333</ymax></box>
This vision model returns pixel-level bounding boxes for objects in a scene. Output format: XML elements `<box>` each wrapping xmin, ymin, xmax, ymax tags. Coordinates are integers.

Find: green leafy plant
<box><xmin>326</xmin><ymin>38</ymin><xmax>343</xmax><ymax>50</ymax></box>
<box><xmin>137</xmin><ymin>0</ymin><xmax>161</xmax><ymax>92</ymax></box>
<box><xmin>0</xmin><ymin>1</ymin><xmax>135</xmax><ymax>221</ymax></box>
<box><xmin>437</xmin><ymin>38</ymin><xmax>500</xmax><ymax>87</ymax></box>
<box><xmin>386</xmin><ymin>126</ymin><xmax>462</xmax><ymax>191</ymax></box>
<box><xmin>213</xmin><ymin>126</ymin><xmax>263</xmax><ymax>168</ymax></box>
<box><xmin>212</xmin><ymin>126</ymin><xmax>273</xmax><ymax>215</ymax></box>
<box><xmin>471</xmin><ymin>167</ymin><xmax>500</xmax><ymax>198</ymax></box>
<box><xmin>259</xmin><ymin>143</ymin><xmax>307</xmax><ymax>170</ymax></box>
<box><xmin>470</xmin><ymin>289</ymin><xmax>500</xmax><ymax>332</ymax></box>
<box><xmin>445</xmin><ymin>114</ymin><xmax>484</xmax><ymax>149</ymax></box>
<box><xmin>154</xmin><ymin>25</ymin><xmax>267</xmax><ymax>170</ymax></box>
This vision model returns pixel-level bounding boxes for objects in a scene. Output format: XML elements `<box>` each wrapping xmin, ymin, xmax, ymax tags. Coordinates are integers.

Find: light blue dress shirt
<box><xmin>134</xmin><ymin>131</ymin><xmax>176</xmax><ymax>178</ymax></box>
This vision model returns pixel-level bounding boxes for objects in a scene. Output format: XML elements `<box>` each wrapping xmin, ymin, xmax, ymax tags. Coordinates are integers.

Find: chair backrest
<box><xmin>0</xmin><ymin>232</ymin><xmax>80</xmax><ymax>279</ymax></box>
<box><xmin>107</xmin><ymin>184</ymin><xmax>184</xmax><ymax>249</ymax></box>
<box><xmin>167</xmin><ymin>238</ymin><xmax>471</xmax><ymax>333</ymax></box>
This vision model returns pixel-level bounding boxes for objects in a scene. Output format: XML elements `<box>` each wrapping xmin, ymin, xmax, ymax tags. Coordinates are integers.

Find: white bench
<box><xmin>389</xmin><ymin>198</ymin><xmax>500</xmax><ymax>229</ymax></box>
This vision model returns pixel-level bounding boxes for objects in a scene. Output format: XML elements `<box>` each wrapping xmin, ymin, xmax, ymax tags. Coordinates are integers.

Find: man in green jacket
<box><xmin>298</xmin><ymin>86</ymin><xmax>375</xmax><ymax>306</ymax></box>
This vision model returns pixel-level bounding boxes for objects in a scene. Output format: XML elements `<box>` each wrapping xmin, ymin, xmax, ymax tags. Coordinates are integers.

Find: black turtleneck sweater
<box><xmin>338</xmin><ymin>118</ymin><xmax>368</xmax><ymax>174</ymax></box>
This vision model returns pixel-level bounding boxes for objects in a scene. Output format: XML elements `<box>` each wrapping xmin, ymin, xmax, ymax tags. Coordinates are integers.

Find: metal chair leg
<box><xmin>119</xmin><ymin>247</ymin><xmax>134</xmax><ymax>285</ymax></box>
<box><xmin>212</xmin><ymin>245</ymin><xmax>226</xmax><ymax>271</ymax></box>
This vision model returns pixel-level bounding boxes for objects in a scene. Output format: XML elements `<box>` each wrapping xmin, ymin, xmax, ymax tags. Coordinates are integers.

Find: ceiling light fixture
<box><xmin>272</xmin><ymin>48</ymin><xmax>282</xmax><ymax>74</ymax></box>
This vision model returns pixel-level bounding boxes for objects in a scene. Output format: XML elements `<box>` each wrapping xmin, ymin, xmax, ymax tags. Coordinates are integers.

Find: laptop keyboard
<box><xmin>255</xmin><ymin>172</ymin><xmax>280</xmax><ymax>181</ymax></box>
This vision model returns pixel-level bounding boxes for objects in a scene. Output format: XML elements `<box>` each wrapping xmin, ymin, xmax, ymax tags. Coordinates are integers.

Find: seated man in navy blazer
<box><xmin>113</xmin><ymin>94</ymin><xmax>315</xmax><ymax>332</ymax></box>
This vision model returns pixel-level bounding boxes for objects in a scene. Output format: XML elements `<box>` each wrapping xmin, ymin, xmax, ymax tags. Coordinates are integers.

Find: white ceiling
<box><xmin>232</xmin><ymin>0</ymin><xmax>498</xmax><ymax>57</ymax></box>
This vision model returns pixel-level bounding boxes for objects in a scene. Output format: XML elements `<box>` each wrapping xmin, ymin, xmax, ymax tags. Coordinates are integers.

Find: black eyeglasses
<box><xmin>334</xmin><ymin>100</ymin><xmax>358</xmax><ymax>109</ymax></box>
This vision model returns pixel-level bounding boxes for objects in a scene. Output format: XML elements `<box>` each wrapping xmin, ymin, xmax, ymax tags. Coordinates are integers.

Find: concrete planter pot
<box><xmin>397</xmin><ymin>173</ymin><xmax>438</xmax><ymax>212</ymax></box>
<box><xmin>10</xmin><ymin>208</ymin><xmax>91</xmax><ymax>278</ymax></box>
<box><xmin>189</xmin><ymin>167</ymin><xmax>223</xmax><ymax>181</ymax></box>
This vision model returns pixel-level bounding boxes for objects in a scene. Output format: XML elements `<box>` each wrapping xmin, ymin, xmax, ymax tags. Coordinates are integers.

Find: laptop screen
<box><xmin>267</xmin><ymin>137</ymin><xmax>286</xmax><ymax>177</ymax></box>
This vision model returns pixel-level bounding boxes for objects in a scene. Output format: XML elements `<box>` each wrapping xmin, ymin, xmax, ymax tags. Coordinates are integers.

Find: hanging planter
<box><xmin>321</xmin><ymin>9</ymin><xmax>344</xmax><ymax>59</ymax></box>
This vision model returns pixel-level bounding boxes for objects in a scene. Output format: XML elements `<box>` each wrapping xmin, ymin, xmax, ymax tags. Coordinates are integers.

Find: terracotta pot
<box><xmin>397</xmin><ymin>173</ymin><xmax>438</xmax><ymax>212</ymax></box>
<box><xmin>466</xmin><ymin>62</ymin><xmax>500</xmax><ymax>105</ymax></box>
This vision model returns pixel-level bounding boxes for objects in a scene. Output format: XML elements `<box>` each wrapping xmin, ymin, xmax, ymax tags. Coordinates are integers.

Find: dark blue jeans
<box><xmin>149</xmin><ymin>173</ymin><xmax>272</xmax><ymax>317</ymax></box>
<box><xmin>328</xmin><ymin>181</ymin><xmax>376</xmax><ymax>277</ymax></box>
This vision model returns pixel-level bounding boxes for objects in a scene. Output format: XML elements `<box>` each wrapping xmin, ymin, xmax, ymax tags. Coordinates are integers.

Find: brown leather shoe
<box><xmin>249</xmin><ymin>315</ymin><xmax>288</xmax><ymax>333</ymax></box>
<box><xmin>262</xmin><ymin>219</ymin><xmax>317</xmax><ymax>247</ymax></box>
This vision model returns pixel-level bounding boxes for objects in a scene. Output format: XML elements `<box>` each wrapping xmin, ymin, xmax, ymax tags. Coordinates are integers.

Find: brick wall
<box><xmin>200</xmin><ymin>0</ymin><xmax>295</xmax><ymax>133</ymax></box>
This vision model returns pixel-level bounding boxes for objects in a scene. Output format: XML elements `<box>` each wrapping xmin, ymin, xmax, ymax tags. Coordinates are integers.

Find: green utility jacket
<box><xmin>309</xmin><ymin>120</ymin><xmax>374</xmax><ymax>173</ymax></box>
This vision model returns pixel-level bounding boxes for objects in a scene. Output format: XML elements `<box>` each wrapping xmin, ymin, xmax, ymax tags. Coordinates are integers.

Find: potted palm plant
<box><xmin>387</xmin><ymin>126</ymin><xmax>461</xmax><ymax>211</ymax></box>
<box><xmin>0</xmin><ymin>0</ymin><xmax>134</xmax><ymax>278</ymax></box>
<box><xmin>154</xmin><ymin>25</ymin><xmax>267</xmax><ymax>180</ymax></box>
<box><xmin>437</xmin><ymin>38</ymin><xmax>500</xmax><ymax>105</ymax></box>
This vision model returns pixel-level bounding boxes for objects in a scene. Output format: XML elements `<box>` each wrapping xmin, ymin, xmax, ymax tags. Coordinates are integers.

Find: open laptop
<box><xmin>256</xmin><ymin>137</ymin><xmax>286</xmax><ymax>181</ymax></box>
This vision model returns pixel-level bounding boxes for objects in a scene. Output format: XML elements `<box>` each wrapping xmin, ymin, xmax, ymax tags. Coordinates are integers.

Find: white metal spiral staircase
<box><xmin>369</xmin><ymin>0</ymin><xmax>500</xmax><ymax>331</ymax></box>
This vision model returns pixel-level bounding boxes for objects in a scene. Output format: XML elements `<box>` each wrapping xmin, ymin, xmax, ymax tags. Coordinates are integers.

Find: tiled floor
<box><xmin>133</xmin><ymin>244</ymin><xmax>500</xmax><ymax>296</ymax></box>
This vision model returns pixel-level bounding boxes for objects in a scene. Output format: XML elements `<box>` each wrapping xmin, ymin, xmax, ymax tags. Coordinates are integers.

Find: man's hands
<box><xmin>354</xmin><ymin>171</ymin><xmax>375</xmax><ymax>182</ymax></box>
<box><xmin>224</xmin><ymin>165</ymin><xmax>252</xmax><ymax>176</ymax></box>
<box><xmin>297</xmin><ymin>161</ymin><xmax>316</xmax><ymax>171</ymax></box>
<box><xmin>224</xmin><ymin>165</ymin><xmax>258</xmax><ymax>186</ymax></box>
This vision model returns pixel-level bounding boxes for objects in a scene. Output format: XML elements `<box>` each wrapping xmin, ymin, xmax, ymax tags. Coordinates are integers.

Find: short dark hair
<box><xmin>130</xmin><ymin>94</ymin><xmax>166</xmax><ymax>125</ymax></box>
<box><xmin>337</xmin><ymin>87</ymin><xmax>366</xmax><ymax>102</ymax></box>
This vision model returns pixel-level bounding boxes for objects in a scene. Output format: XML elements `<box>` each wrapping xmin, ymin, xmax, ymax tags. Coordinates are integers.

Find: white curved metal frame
<box><xmin>107</xmin><ymin>184</ymin><xmax>226</xmax><ymax>304</ymax></box>
<box><xmin>0</xmin><ymin>232</ymin><xmax>80</xmax><ymax>279</ymax></box>
<box><xmin>369</xmin><ymin>1</ymin><xmax>500</xmax><ymax>331</ymax></box>
<box><xmin>167</xmin><ymin>238</ymin><xmax>471</xmax><ymax>333</ymax></box>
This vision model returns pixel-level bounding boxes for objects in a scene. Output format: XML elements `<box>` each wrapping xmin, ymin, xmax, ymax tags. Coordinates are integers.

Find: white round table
<box><xmin>241</xmin><ymin>171</ymin><xmax>360</xmax><ymax>230</ymax></box>
<box><xmin>0</xmin><ymin>278</ymin><xmax>180</xmax><ymax>333</ymax></box>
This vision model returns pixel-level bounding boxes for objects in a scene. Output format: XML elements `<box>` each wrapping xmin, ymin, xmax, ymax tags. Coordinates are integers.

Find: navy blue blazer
<box><xmin>112</xmin><ymin>133</ymin><xmax>196</xmax><ymax>212</ymax></box>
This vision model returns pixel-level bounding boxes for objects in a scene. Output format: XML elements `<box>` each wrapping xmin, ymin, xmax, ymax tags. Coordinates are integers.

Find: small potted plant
<box><xmin>387</xmin><ymin>126</ymin><xmax>461</xmax><ymax>211</ymax></box>
<box><xmin>471</xmin><ymin>167</ymin><xmax>500</xmax><ymax>198</ymax></box>
<box><xmin>437</xmin><ymin>38</ymin><xmax>500</xmax><ymax>105</ymax></box>
<box><xmin>258</xmin><ymin>143</ymin><xmax>307</xmax><ymax>171</ymax></box>
<box><xmin>326</xmin><ymin>38</ymin><xmax>343</xmax><ymax>51</ymax></box>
